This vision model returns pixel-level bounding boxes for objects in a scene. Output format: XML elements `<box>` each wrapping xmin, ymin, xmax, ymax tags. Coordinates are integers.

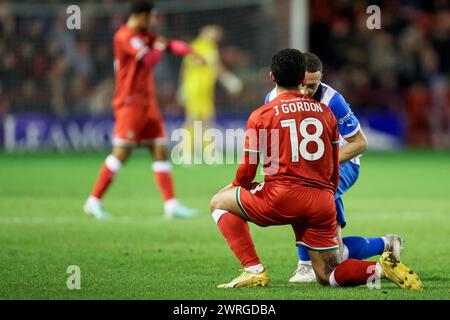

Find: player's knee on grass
<box><xmin>313</xmin><ymin>268</ymin><xmax>330</xmax><ymax>286</ymax></box>
<box><xmin>336</xmin><ymin>224</ymin><xmax>344</xmax><ymax>263</ymax></box>
<box><xmin>309</xmin><ymin>250</ymin><xmax>339</xmax><ymax>286</ymax></box>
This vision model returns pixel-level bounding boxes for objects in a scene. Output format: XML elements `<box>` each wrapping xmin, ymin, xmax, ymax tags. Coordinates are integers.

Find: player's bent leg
<box><xmin>330</xmin><ymin>164</ymin><xmax>402</xmax><ymax>262</ymax></box>
<box><xmin>150</xmin><ymin>143</ymin><xmax>175</xmax><ymax>203</ymax></box>
<box><xmin>334</xmin><ymin>184</ymin><xmax>403</xmax><ymax>262</ymax></box>
<box><xmin>149</xmin><ymin>143</ymin><xmax>198</xmax><ymax>219</ymax></box>
<box><xmin>210</xmin><ymin>186</ymin><xmax>247</xmax><ymax>220</ymax></box>
<box><xmin>84</xmin><ymin>146</ymin><xmax>132</xmax><ymax>219</ymax></box>
<box><xmin>341</xmin><ymin>234</ymin><xmax>403</xmax><ymax>261</ymax></box>
<box><xmin>112</xmin><ymin>146</ymin><xmax>133</xmax><ymax>163</ymax></box>
<box><xmin>382</xmin><ymin>234</ymin><xmax>404</xmax><ymax>260</ymax></box>
<box><xmin>329</xmin><ymin>253</ymin><xmax>422</xmax><ymax>290</ymax></box>
<box><xmin>291</xmin><ymin>179</ymin><xmax>346</xmax><ymax>283</ymax></box>
<box><xmin>309</xmin><ymin>249</ymin><xmax>382</xmax><ymax>288</ymax></box>
<box><xmin>150</xmin><ymin>141</ymin><xmax>169</xmax><ymax>161</ymax></box>
<box><xmin>309</xmin><ymin>250</ymin><xmax>422</xmax><ymax>290</ymax></box>
<box><xmin>308</xmin><ymin>250</ymin><xmax>339</xmax><ymax>286</ymax></box>
<box><xmin>211</xmin><ymin>187</ymin><xmax>267</xmax><ymax>288</ymax></box>
<box><xmin>378</xmin><ymin>252</ymin><xmax>422</xmax><ymax>290</ymax></box>
<box><xmin>336</xmin><ymin>224</ymin><xmax>344</xmax><ymax>262</ymax></box>
<box><xmin>290</xmin><ymin>224</ymin><xmax>343</xmax><ymax>284</ymax></box>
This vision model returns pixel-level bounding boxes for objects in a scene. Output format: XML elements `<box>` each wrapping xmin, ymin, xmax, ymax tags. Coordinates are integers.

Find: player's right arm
<box><xmin>213</xmin><ymin>49</ymin><xmax>243</xmax><ymax>96</ymax></box>
<box><xmin>329</xmin><ymin>93</ymin><xmax>367</xmax><ymax>163</ymax></box>
<box><xmin>116</xmin><ymin>32</ymin><xmax>166</xmax><ymax>68</ymax></box>
<box><xmin>339</xmin><ymin>127</ymin><xmax>367</xmax><ymax>162</ymax></box>
<box><xmin>330</xmin><ymin>118</ymin><xmax>341</xmax><ymax>192</ymax></box>
<box><xmin>232</xmin><ymin>115</ymin><xmax>260</xmax><ymax>188</ymax></box>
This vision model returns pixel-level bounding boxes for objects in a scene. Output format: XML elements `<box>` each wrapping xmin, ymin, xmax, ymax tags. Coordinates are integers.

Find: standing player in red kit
<box><xmin>210</xmin><ymin>49</ymin><xmax>422</xmax><ymax>290</ymax></box>
<box><xmin>84</xmin><ymin>1</ymin><xmax>200</xmax><ymax>219</ymax></box>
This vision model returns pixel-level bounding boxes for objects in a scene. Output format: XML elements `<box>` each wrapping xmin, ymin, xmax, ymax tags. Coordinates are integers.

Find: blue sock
<box><xmin>343</xmin><ymin>236</ymin><xmax>385</xmax><ymax>260</ymax></box>
<box><xmin>297</xmin><ymin>245</ymin><xmax>311</xmax><ymax>262</ymax></box>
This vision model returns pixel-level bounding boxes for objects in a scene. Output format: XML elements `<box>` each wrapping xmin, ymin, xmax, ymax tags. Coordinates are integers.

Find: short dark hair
<box><xmin>304</xmin><ymin>52</ymin><xmax>323</xmax><ymax>73</ymax></box>
<box><xmin>270</xmin><ymin>49</ymin><xmax>305</xmax><ymax>88</ymax></box>
<box><xmin>129</xmin><ymin>1</ymin><xmax>154</xmax><ymax>16</ymax></box>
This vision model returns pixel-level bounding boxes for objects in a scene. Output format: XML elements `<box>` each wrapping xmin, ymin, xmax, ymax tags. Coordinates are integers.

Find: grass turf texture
<box><xmin>0</xmin><ymin>150</ymin><xmax>449</xmax><ymax>300</ymax></box>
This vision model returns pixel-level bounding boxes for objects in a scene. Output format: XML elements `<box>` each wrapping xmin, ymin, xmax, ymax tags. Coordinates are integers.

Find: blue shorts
<box><xmin>335</xmin><ymin>161</ymin><xmax>360</xmax><ymax>228</ymax></box>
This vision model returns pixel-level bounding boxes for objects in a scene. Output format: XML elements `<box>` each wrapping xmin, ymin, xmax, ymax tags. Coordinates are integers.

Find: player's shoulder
<box><xmin>264</xmin><ymin>87</ymin><xmax>277</xmax><ymax>104</ymax></box>
<box><xmin>298</xmin><ymin>93</ymin><xmax>338</xmax><ymax>127</ymax></box>
<box><xmin>309</xmin><ymin>96</ymin><xmax>337</xmax><ymax>122</ymax></box>
<box><xmin>192</xmin><ymin>37</ymin><xmax>211</xmax><ymax>47</ymax></box>
<box><xmin>114</xmin><ymin>26</ymin><xmax>135</xmax><ymax>48</ymax></box>
<box><xmin>248</xmin><ymin>96</ymin><xmax>279</xmax><ymax>124</ymax></box>
<box><xmin>263</xmin><ymin>92</ymin><xmax>334</xmax><ymax>116</ymax></box>
<box><xmin>146</xmin><ymin>31</ymin><xmax>157</xmax><ymax>41</ymax></box>
<box><xmin>320</xmin><ymin>83</ymin><xmax>348</xmax><ymax>110</ymax></box>
<box><xmin>115</xmin><ymin>26</ymin><xmax>154</xmax><ymax>40</ymax></box>
<box><xmin>248</xmin><ymin>104</ymin><xmax>266</xmax><ymax>123</ymax></box>
<box><xmin>114</xmin><ymin>25</ymin><xmax>129</xmax><ymax>39</ymax></box>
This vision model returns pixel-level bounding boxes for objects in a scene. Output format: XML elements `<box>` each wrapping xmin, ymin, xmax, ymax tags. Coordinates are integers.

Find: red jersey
<box><xmin>234</xmin><ymin>91</ymin><xmax>340</xmax><ymax>192</ymax></box>
<box><xmin>112</xmin><ymin>25</ymin><xmax>159</xmax><ymax>111</ymax></box>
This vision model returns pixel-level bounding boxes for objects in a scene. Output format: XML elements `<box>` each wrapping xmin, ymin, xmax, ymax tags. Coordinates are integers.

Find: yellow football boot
<box><xmin>379</xmin><ymin>252</ymin><xmax>423</xmax><ymax>291</ymax></box>
<box><xmin>217</xmin><ymin>270</ymin><xmax>269</xmax><ymax>288</ymax></box>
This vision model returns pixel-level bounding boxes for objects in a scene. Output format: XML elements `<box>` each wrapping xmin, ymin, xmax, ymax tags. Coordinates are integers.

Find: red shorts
<box><xmin>237</xmin><ymin>181</ymin><xmax>338</xmax><ymax>251</ymax></box>
<box><xmin>112</xmin><ymin>106</ymin><xmax>167</xmax><ymax>147</ymax></box>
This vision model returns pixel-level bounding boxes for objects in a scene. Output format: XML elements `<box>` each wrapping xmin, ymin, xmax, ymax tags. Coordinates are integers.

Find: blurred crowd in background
<box><xmin>310</xmin><ymin>0</ymin><xmax>450</xmax><ymax>147</ymax></box>
<box><xmin>0</xmin><ymin>0</ymin><xmax>281</xmax><ymax>118</ymax></box>
<box><xmin>0</xmin><ymin>0</ymin><xmax>449</xmax><ymax>147</ymax></box>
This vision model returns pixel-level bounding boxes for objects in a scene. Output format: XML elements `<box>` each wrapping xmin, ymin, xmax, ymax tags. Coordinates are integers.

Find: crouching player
<box><xmin>210</xmin><ymin>49</ymin><xmax>422</xmax><ymax>290</ymax></box>
<box><xmin>265</xmin><ymin>52</ymin><xmax>403</xmax><ymax>282</ymax></box>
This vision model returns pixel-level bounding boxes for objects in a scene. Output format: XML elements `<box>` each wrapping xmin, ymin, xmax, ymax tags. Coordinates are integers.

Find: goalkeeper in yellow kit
<box><xmin>180</xmin><ymin>25</ymin><xmax>243</xmax><ymax>159</ymax></box>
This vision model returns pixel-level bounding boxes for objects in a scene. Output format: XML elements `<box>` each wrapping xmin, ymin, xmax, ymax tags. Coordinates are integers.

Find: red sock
<box><xmin>330</xmin><ymin>259</ymin><xmax>377</xmax><ymax>287</ymax></box>
<box><xmin>153</xmin><ymin>161</ymin><xmax>175</xmax><ymax>201</ymax></box>
<box><xmin>91</xmin><ymin>164</ymin><xmax>115</xmax><ymax>199</ymax></box>
<box><xmin>216</xmin><ymin>211</ymin><xmax>260</xmax><ymax>268</ymax></box>
<box><xmin>91</xmin><ymin>155</ymin><xmax>122</xmax><ymax>199</ymax></box>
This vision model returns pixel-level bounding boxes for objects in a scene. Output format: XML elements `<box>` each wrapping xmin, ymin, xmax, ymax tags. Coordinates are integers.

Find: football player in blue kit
<box><xmin>265</xmin><ymin>52</ymin><xmax>403</xmax><ymax>283</ymax></box>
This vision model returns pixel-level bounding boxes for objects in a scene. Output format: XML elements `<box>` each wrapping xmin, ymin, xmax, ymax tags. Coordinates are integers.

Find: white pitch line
<box><xmin>348</xmin><ymin>211</ymin><xmax>447</xmax><ymax>222</ymax></box>
<box><xmin>0</xmin><ymin>215</ymin><xmax>168</xmax><ymax>224</ymax></box>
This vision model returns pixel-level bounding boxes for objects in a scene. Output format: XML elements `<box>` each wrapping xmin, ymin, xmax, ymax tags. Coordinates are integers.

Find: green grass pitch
<box><xmin>0</xmin><ymin>150</ymin><xmax>449</xmax><ymax>300</ymax></box>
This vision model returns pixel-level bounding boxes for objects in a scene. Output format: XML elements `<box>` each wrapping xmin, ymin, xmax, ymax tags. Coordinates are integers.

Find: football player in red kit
<box><xmin>210</xmin><ymin>49</ymin><xmax>422</xmax><ymax>290</ymax></box>
<box><xmin>84</xmin><ymin>1</ymin><xmax>200</xmax><ymax>219</ymax></box>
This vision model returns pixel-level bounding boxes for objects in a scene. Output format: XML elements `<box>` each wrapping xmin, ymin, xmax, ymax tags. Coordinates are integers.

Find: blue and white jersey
<box><xmin>265</xmin><ymin>83</ymin><xmax>361</xmax><ymax>165</ymax></box>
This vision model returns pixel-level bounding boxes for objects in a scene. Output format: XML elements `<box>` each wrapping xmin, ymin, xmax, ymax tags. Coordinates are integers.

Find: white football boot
<box><xmin>164</xmin><ymin>199</ymin><xmax>198</xmax><ymax>219</ymax></box>
<box><xmin>218</xmin><ymin>265</ymin><xmax>269</xmax><ymax>288</ymax></box>
<box><xmin>289</xmin><ymin>261</ymin><xmax>316</xmax><ymax>283</ymax></box>
<box><xmin>83</xmin><ymin>197</ymin><xmax>112</xmax><ymax>220</ymax></box>
<box><xmin>382</xmin><ymin>234</ymin><xmax>404</xmax><ymax>260</ymax></box>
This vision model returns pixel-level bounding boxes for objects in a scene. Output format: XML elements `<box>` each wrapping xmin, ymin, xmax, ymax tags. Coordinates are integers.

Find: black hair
<box><xmin>129</xmin><ymin>0</ymin><xmax>154</xmax><ymax>16</ymax></box>
<box><xmin>304</xmin><ymin>52</ymin><xmax>323</xmax><ymax>73</ymax></box>
<box><xmin>270</xmin><ymin>49</ymin><xmax>305</xmax><ymax>88</ymax></box>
